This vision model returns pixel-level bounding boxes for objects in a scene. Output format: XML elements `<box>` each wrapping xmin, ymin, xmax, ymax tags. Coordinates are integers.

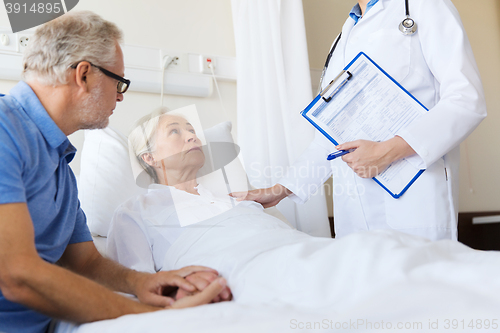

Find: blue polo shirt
<box><xmin>350</xmin><ymin>0</ymin><xmax>379</xmax><ymax>24</ymax></box>
<box><xmin>0</xmin><ymin>81</ymin><xmax>92</xmax><ymax>333</ymax></box>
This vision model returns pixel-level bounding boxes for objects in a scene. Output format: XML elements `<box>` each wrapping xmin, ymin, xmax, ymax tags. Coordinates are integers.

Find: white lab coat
<box><xmin>279</xmin><ymin>0</ymin><xmax>486</xmax><ymax>240</ymax></box>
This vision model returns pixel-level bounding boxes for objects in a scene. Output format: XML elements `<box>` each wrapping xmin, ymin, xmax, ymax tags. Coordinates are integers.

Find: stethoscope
<box><xmin>399</xmin><ymin>0</ymin><xmax>418</xmax><ymax>35</ymax></box>
<box><xmin>318</xmin><ymin>0</ymin><xmax>417</xmax><ymax>93</ymax></box>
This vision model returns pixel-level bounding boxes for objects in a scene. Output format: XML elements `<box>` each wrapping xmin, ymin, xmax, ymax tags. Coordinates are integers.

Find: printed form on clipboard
<box><xmin>302</xmin><ymin>52</ymin><xmax>428</xmax><ymax>199</ymax></box>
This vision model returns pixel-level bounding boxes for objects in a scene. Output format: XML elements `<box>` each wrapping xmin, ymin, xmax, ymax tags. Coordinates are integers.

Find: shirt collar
<box><xmin>148</xmin><ymin>183</ymin><xmax>171</xmax><ymax>193</ymax></box>
<box><xmin>9</xmin><ymin>81</ymin><xmax>68</xmax><ymax>149</ymax></box>
<box><xmin>63</xmin><ymin>142</ymin><xmax>77</xmax><ymax>163</ymax></box>
<box><xmin>349</xmin><ymin>0</ymin><xmax>380</xmax><ymax>24</ymax></box>
<box><xmin>148</xmin><ymin>181</ymin><xmax>202</xmax><ymax>194</ymax></box>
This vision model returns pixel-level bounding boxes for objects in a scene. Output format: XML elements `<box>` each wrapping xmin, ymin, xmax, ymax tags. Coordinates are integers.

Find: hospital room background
<box><xmin>0</xmin><ymin>0</ymin><xmax>499</xmax><ymax>249</ymax></box>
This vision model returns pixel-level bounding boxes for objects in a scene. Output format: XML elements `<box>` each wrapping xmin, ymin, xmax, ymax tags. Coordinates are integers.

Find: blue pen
<box><xmin>327</xmin><ymin>149</ymin><xmax>355</xmax><ymax>161</ymax></box>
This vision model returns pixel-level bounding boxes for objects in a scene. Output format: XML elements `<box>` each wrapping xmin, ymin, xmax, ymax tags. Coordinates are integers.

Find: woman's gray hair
<box><xmin>22</xmin><ymin>10</ymin><xmax>123</xmax><ymax>86</ymax></box>
<box><xmin>129</xmin><ymin>107</ymin><xmax>171</xmax><ymax>184</ymax></box>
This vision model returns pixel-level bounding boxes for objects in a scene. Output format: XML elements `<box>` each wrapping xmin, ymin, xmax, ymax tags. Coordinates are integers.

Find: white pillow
<box><xmin>78</xmin><ymin>121</ymin><xmax>246</xmax><ymax>237</ymax></box>
<box><xmin>78</xmin><ymin>126</ymin><xmax>145</xmax><ymax>236</ymax></box>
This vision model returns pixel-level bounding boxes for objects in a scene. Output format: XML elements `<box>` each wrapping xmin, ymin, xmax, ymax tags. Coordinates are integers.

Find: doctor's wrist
<box><xmin>386</xmin><ymin>136</ymin><xmax>416</xmax><ymax>163</ymax></box>
<box><xmin>273</xmin><ymin>184</ymin><xmax>292</xmax><ymax>200</ymax></box>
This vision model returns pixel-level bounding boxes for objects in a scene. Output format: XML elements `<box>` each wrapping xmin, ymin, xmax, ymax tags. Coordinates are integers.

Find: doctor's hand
<box><xmin>229</xmin><ymin>184</ymin><xmax>292</xmax><ymax>208</ymax></box>
<box><xmin>133</xmin><ymin>265</ymin><xmax>225</xmax><ymax>309</ymax></box>
<box><xmin>337</xmin><ymin>136</ymin><xmax>416</xmax><ymax>179</ymax></box>
<box><xmin>175</xmin><ymin>271</ymin><xmax>232</xmax><ymax>303</ymax></box>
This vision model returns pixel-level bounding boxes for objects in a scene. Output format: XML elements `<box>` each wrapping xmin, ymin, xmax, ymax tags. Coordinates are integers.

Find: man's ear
<box><xmin>74</xmin><ymin>61</ymin><xmax>92</xmax><ymax>92</ymax></box>
<box><xmin>141</xmin><ymin>153</ymin><xmax>156</xmax><ymax>167</ymax></box>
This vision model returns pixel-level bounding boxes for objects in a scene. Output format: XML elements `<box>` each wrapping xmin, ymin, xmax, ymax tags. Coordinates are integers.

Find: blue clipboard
<box><xmin>302</xmin><ymin>52</ymin><xmax>427</xmax><ymax>199</ymax></box>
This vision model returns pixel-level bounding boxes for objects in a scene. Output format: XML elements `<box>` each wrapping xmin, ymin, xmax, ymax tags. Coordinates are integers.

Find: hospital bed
<box><xmin>56</xmin><ymin>121</ymin><xmax>500</xmax><ymax>333</ymax></box>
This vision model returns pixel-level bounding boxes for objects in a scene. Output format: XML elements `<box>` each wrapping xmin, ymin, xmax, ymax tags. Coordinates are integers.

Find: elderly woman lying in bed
<box><xmin>107</xmin><ymin>109</ymin><xmax>500</xmax><ymax>311</ymax></box>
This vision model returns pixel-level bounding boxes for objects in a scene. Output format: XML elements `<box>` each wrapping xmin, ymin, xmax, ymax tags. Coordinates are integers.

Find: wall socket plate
<box><xmin>163</xmin><ymin>55</ymin><xmax>179</xmax><ymax>68</ymax></box>
<box><xmin>17</xmin><ymin>33</ymin><xmax>34</xmax><ymax>52</ymax></box>
<box><xmin>200</xmin><ymin>55</ymin><xmax>216</xmax><ymax>74</ymax></box>
<box><xmin>160</xmin><ymin>50</ymin><xmax>185</xmax><ymax>71</ymax></box>
<box><xmin>0</xmin><ymin>28</ymin><xmax>36</xmax><ymax>53</ymax></box>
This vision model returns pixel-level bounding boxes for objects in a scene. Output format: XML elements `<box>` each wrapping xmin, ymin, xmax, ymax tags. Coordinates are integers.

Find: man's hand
<box><xmin>230</xmin><ymin>184</ymin><xmax>292</xmax><ymax>208</ymax></box>
<box><xmin>58</xmin><ymin>241</ymin><xmax>227</xmax><ymax>314</ymax></box>
<box><xmin>175</xmin><ymin>271</ymin><xmax>232</xmax><ymax>303</ymax></box>
<box><xmin>337</xmin><ymin>136</ymin><xmax>416</xmax><ymax>178</ymax></box>
<box><xmin>169</xmin><ymin>277</ymin><xmax>228</xmax><ymax>309</ymax></box>
<box><xmin>133</xmin><ymin>266</ymin><xmax>225</xmax><ymax>308</ymax></box>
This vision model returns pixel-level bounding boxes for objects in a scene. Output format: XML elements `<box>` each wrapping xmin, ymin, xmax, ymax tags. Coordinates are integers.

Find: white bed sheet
<box><xmin>57</xmin><ymin>207</ymin><xmax>500</xmax><ymax>332</ymax></box>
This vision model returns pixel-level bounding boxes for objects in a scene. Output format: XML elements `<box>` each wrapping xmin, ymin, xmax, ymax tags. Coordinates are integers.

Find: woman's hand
<box><xmin>230</xmin><ymin>184</ymin><xmax>292</xmax><ymax>208</ymax></box>
<box><xmin>175</xmin><ymin>271</ymin><xmax>232</xmax><ymax>303</ymax></box>
<box><xmin>169</xmin><ymin>277</ymin><xmax>229</xmax><ymax>309</ymax></box>
<box><xmin>337</xmin><ymin>136</ymin><xmax>416</xmax><ymax>178</ymax></box>
<box><xmin>133</xmin><ymin>266</ymin><xmax>225</xmax><ymax>308</ymax></box>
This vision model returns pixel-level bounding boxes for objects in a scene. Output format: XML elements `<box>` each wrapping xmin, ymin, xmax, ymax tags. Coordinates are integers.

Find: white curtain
<box><xmin>231</xmin><ymin>0</ymin><xmax>330</xmax><ymax>237</ymax></box>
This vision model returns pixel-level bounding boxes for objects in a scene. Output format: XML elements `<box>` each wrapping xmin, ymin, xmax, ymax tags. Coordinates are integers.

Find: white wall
<box><xmin>303</xmin><ymin>0</ymin><xmax>500</xmax><ymax>214</ymax></box>
<box><xmin>0</xmin><ymin>0</ymin><xmax>238</xmax><ymax>175</ymax></box>
<box><xmin>453</xmin><ymin>0</ymin><xmax>500</xmax><ymax>212</ymax></box>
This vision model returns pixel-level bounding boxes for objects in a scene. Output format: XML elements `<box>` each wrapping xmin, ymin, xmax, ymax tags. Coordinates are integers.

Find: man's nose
<box><xmin>116</xmin><ymin>92</ymin><xmax>124</xmax><ymax>102</ymax></box>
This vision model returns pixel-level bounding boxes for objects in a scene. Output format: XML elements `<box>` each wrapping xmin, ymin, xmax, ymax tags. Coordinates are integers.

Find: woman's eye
<box><xmin>189</xmin><ymin>129</ymin><xmax>195</xmax><ymax>134</ymax></box>
<box><xmin>169</xmin><ymin>129</ymin><xmax>178</xmax><ymax>135</ymax></box>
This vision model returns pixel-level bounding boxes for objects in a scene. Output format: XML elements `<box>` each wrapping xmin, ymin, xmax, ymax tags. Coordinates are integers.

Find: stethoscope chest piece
<box><xmin>399</xmin><ymin>16</ymin><xmax>417</xmax><ymax>36</ymax></box>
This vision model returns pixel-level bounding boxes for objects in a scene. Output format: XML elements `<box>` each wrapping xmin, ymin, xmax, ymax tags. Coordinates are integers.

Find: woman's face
<box><xmin>149</xmin><ymin>114</ymin><xmax>205</xmax><ymax>173</ymax></box>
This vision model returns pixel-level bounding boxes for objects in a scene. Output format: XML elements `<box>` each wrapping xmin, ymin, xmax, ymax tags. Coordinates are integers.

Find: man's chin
<box><xmin>80</xmin><ymin>118</ymin><xmax>110</xmax><ymax>130</ymax></box>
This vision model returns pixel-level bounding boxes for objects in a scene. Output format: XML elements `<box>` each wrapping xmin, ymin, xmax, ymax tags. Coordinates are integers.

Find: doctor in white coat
<box><xmin>232</xmin><ymin>0</ymin><xmax>486</xmax><ymax>241</ymax></box>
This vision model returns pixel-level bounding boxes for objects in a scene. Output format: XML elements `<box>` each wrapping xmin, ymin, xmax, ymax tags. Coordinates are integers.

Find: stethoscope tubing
<box><xmin>319</xmin><ymin>0</ymin><xmax>417</xmax><ymax>91</ymax></box>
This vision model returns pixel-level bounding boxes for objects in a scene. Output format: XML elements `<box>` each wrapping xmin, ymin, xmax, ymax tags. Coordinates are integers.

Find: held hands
<box><xmin>336</xmin><ymin>136</ymin><xmax>416</xmax><ymax>178</ymax></box>
<box><xmin>229</xmin><ymin>184</ymin><xmax>292</xmax><ymax>208</ymax></box>
<box><xmin>134</xmin><ymin>266</ymin><xmax>229</xmax><ymax>310</ymax></box>
<box><xmin>175</xmin><ymin>271</ymin><xmax>232</xmax><ymax>303</ymax></box>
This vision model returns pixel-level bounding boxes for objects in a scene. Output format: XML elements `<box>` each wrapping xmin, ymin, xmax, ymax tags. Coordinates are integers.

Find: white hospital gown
<box><xmin>106</xmin><ymin>183</ymin><xmax>264</xmax><ymax>273</ymax></box>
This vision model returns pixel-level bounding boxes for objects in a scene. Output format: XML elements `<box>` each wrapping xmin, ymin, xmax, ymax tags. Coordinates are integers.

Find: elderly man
<box><xmin>0</xmin><ymin>11</ymin><xmax>229</xmax><ymax>333</ymax></box>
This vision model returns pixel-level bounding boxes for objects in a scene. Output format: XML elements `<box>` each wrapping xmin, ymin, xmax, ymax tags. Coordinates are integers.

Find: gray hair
<box><xmin>129</xmin><ymin>107</ymin><xmax>171</xmax><ymax>184</ymax></box>
<box><xmin>22</xmin><ymin>10</ymin><xmax>123</xmax><ymax>86</ymax></box>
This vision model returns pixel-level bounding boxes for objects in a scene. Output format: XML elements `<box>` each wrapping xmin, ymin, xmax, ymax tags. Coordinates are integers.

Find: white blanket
<box><xmin>58</xmin><ymin>207</ymin><xmax>500</xmax><ymax>332</ymax></box>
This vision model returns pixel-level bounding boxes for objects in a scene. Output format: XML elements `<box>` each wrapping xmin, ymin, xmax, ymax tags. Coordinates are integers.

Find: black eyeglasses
<box><xmin>70</xmin><ymin>61</ymin><xmax>131</xmax><ymax>94</ymax></box>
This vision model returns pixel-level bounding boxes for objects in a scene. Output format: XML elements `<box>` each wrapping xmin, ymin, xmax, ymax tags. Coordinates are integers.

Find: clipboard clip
<box><xmin>320</xmin><ymin>70</ymin><xmax>352</xmax><ymax>103</ymax></box>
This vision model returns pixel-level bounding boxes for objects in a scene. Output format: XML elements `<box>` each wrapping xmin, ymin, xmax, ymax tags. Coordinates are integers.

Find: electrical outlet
<box><xmin>160</xmin><ymin>51</ymin><xmax>183</xmax><ymax>71</ymax></box>
<box><xmin>18</xmin><ymin>34</ymin><xmax>33</xmax><ymax>52</ymax></box>
<box><xmin>200</xmin><ymin>55</ymin><xmax>216</xmax><ymax>74</ymax></box>
<box><xmin>163</xmin><ymin>55</ymin><xmax>179</xmax><ymax>68</ymax></box>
